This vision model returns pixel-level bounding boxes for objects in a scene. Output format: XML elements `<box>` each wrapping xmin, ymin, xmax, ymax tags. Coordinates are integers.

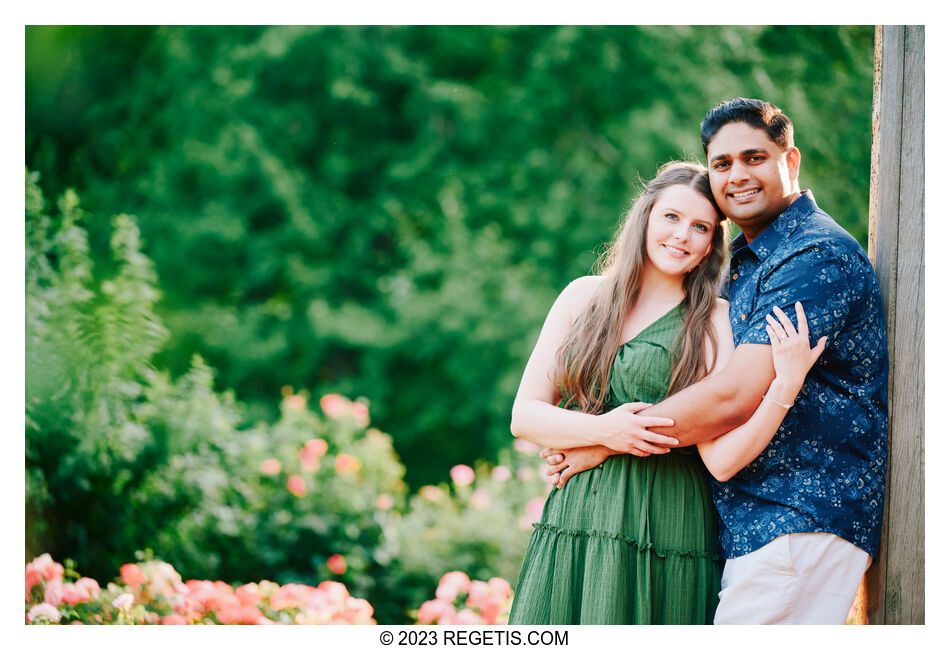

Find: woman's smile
<box><xmin>643</xmin><ymin>184</ymin><xmax>717</xmax><ymax>277</ymax></box>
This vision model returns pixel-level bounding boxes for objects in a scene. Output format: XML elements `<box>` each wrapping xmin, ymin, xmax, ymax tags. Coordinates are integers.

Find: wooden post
<box><xmin>865</xmin><ymin>24</ymin><xmax>925</xmax><ymax>625</ymax></box>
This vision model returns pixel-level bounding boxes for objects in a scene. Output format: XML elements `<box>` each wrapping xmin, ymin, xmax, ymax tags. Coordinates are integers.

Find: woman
<box><xmin>506</xmin><ymin>161</ymin><xmax>825</xmax><ymax>624</ymax></box>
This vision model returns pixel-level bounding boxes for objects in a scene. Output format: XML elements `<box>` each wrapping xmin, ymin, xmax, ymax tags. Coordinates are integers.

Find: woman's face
<box><xmin>643</xmin><ymin>184</ymin><xmax>718</xmax><ymax>279</ymax></box>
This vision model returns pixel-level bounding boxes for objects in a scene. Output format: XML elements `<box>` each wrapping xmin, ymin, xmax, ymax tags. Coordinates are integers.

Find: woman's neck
<box><xmin>638</xmin><ymin>262</ymin><xmax>687</xmax><ymax>306</ymax></box>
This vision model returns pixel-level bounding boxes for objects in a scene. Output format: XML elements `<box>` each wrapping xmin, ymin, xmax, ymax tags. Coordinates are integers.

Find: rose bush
<box><xmin>25</xmin><ymin>554</ymin><xmax>375</xmax><ymax>625</ymax></box>
<box><xmin>413</xmin><ymin>571</ymin><xmax>513</xmax><ymax>625</ymax></box>
<box><xmin>25</xmin><ymin>175</ymin><xmax>551</xmax><ymax>624</ymax></box>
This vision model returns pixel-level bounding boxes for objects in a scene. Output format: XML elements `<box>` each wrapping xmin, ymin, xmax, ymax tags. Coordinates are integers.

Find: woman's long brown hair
<box><xmin>553</xmin><ymin>161</ymin><xmax>728</xmax><ymax>413</ymax></box>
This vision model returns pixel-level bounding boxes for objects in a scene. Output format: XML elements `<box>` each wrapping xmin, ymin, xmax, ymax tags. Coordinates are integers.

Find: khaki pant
<box><xmin>714</xmin><ymin>532</ymin><xmax>871</xmax><ymax>625</ymax></box>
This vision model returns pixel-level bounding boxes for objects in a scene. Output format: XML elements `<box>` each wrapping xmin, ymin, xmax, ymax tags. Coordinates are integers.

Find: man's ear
<box><xmin>785</xmin><ymin>147</ymin><xmax>801</xmax><ymax>182</ymax></box>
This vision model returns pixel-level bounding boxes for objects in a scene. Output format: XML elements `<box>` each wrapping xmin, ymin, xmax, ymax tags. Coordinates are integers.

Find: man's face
<box><xmin>706</xmin><ymin>121</ymin><xmax>800</xmax><ymax>241</ymax></box>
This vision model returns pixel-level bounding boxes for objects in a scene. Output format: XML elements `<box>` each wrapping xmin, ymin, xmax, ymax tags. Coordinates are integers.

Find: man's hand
<box><xmin>540</xmin><ymin>446</ymin><xmax>613</xmax><ymax>489</ymax></box>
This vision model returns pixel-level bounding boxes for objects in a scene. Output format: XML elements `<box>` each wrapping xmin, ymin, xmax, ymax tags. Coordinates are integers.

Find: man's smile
<box><xmin>728</xmin><ymin>188</ymin><xmax>762</xmax><ymax>201</ymax></box>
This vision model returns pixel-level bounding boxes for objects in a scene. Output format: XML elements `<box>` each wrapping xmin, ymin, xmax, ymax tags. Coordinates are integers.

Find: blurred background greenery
<box><xmin>25</xmin><ymin>25</ymin><xmax>875</xmax><ymax>623</ymax></box>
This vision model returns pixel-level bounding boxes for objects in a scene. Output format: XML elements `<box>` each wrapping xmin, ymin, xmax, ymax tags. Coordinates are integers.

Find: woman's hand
<box><xmin>540</xmin><ymin>446</ymin><xmax>613</xmax><ymax>489</ymax></box>
<box><xmin>765</xmin><ymin>302</ymin><xmax>827</xmax><ymax>403</ymax></box>
<box><xmin>594</xmin><ymin>402</ymin><xmax>678</xmax><ymax>455</ymax></box>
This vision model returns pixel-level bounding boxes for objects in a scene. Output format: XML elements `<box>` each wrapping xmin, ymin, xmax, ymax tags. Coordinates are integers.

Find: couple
<box><xmin>507</xmin><ymin>98</ymin><xmax>888</xmax><ymax>625</ymax></box>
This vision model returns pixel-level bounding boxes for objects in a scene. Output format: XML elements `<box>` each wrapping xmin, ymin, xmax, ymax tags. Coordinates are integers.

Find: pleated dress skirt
<box><xmin>508</xmin><ymin>305</ymin><xmax>723</xmax><ymax>625</ymax></box>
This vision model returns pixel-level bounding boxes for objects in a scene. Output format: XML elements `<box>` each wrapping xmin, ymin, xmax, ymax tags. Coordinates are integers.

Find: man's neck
<box><xmin>740</xmin><ymin>190</ymin><xmax>803</xmax><ymax>243</ymax></box>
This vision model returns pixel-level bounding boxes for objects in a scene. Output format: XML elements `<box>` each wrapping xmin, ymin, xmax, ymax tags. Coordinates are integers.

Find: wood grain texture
<box><xmin>867</xmin><ymin>24</ymin><xmax>925</xmax><ymax>625</ymax></box>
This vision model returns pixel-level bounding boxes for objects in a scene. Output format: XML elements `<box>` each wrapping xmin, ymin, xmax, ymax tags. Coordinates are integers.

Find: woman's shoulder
<box><xmin>564</xmin><ymin>274</ymin><xmax>605</xmax><ymax>294</ymax></box>
<box><xmin>561</xmin><ymin>275</ymin><xmax>604</xmax><ymax>306</ymax></box>
<box><xmin>713</xmin><ymin>297</ymin><xmax>730</xmax><ymax>318</ymax></box>
<box><xmin>551</xmin><ymin>275</ymin><xmax>604</xmax><ymax>322</ymax></box>
<box><xmin>711</xmin><ymin>297</ymin><xmax>733</xmax><ymax>334</ymax></box>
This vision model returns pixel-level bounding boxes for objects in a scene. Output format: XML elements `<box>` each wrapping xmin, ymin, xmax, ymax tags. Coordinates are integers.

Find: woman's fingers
<box><xmin>546</xmin><ymin>453</ymin><xmax>564</xmax><ymax>466</ymax></box>
<box><xmin>619</xmin><ymin>402</ymin><xmax>653</xmax><ymax>413</ymax></box>
<box><xmin>765</xmin><ymin>314</ymin><xmax>783</xmax><ymax>342</ymax></box>
<box><xmin>794</xmin><ymin>301</ymin><xmax>809</xmax><ymax>339</ymax></box>
<box><xmin>765</xmin><ymin>322</ymin><xmax>778</xmax><ymax>346</ymax></box>
<box><xmin>811</xmin><ymin>336</ymin><xmax>828</xmax><ymax>364</ymax></box>
<box><xmin>771</xmin><ymin>305</ymin><xmax>797</xmax><ymax>339</ymax></box>
<box><xmin>632</xmin><ymin>440</ymin><xmax>672</xmax><ymax>455</ymax></box>
<box><xmin>641</xmin><ymin>430</ymin><xmax>679</xmax><ymax>446</ymax></box>
<box><xmin>633</xmin><ymin>415</ymin><xmax>675</xmax><ymax>429</ymax></box>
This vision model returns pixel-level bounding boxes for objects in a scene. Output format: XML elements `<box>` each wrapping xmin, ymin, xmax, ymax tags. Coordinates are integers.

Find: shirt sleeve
<box><xmin>737</xmin><ymin>246</ymin><xmax>851</xmax><ymax>347</ymax></box>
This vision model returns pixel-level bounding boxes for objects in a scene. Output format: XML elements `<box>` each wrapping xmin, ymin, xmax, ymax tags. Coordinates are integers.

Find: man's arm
<box><xmin>542</xmin><ymin>344</ymin><xmax>775</xmax><ymax>485</ymax></box>
<box><xmin>636</xmin><ymin>342</ymin><xmax>775</xmax><ymax>447</ymax></box>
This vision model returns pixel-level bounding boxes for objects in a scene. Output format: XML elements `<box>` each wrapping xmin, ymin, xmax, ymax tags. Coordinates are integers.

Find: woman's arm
<box><xmin>697</xmin><ymin>302</ymin><xmax>827</xmax><ymax>482</ymax></box>
<box><xmin>542</xmin><ymin>298</ymin><xmax>736</xmax><ymax>488</ymax></box>
<box><xmin>510</xmin><ymin>276</ymin><xmax>679</xmax><ymax>454</ymax></box>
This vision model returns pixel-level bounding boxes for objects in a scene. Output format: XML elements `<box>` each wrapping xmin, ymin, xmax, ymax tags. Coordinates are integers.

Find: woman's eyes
<box><xmin>665</xmin><ymin>213</ymin><xmax>708</xmax><ymax>232</ymax></box>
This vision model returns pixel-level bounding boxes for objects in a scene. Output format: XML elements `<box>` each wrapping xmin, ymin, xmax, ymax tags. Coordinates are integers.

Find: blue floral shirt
<box><xmin>714</xmin><ymin>191</ymin><xmax>888</xmax><ymax>560</ymax></box>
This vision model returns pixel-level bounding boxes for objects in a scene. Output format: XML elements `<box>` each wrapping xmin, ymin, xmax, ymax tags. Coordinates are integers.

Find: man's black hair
<box><xmin>700</xmin><ymin>98</ymin><xmax>794</xmax><ymax>154</ymax></box>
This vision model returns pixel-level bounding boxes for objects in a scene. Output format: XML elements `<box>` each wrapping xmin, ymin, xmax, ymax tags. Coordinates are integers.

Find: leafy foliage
<box><xmin>25</xmin><ymin>172</ymin><xmax>550</xmax><ymax>622</ymax></box>
<box><xmin>25</xmin><ymin>26</ymin><xmax>875</xmax><ymax>486</ymax></box>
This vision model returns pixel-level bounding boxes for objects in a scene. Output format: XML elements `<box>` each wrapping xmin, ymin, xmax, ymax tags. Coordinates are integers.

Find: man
<box><xmin>542</xmin><ymin>98</ymin><xmax>888</xmax><ymax>624</ymax></box>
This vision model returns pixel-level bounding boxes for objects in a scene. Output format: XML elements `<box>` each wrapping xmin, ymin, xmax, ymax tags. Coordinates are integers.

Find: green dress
<box><xmin>508</xmin><ymin>305</ymin><xmax>722</xmax><ymax>625</ymax></box>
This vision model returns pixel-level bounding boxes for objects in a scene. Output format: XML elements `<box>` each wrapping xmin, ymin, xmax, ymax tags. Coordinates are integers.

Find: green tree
<box><xmin>26</xmin><ymin>26</ymin><xmax>875</xmax><ymax>487</ymax></box>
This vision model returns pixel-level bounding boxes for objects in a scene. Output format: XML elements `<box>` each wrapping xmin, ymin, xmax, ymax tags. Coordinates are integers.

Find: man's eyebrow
<box><xmin>709</xmin><ymin>147</ymin><xmax>769</xmax><ymax>164</ymax></box>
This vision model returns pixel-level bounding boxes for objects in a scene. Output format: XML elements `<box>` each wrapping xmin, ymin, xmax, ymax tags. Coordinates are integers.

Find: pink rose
<box><xmin>162</xmin><ymin>613</ymin><xmax>188</xmax><ymax>625</ymax></box>
<box><xmin>326</xmin><ymin>554</ymin><xmax>347</xmax><ymax>575</ymax></box>
<box><xmin>454</xmin><ymin>608</ymin><xmax>484</xmax><ymax>624</ymax></box>
<box><xmin>342</xmin><ymin>597</ymin><xmax>374</xmax><ymax>623</ymax></box>
<box><xmin>29</xmin><ymin>554</ymin><xmax>64</xmax><ymax>582</ymax></box>
<box><xmin>418</xmin><ymin>598</ymin><xmax>454</xmax><ymax>624</ymax></box>
<box><xmin>449</xmin><ymin>464</ymin><xmax>475</xmax><ymax>487</ymax></box>
<box><xmin>436</xmin><ymin>570</ymin><xmax>470</xmax><ymax>601</ymax></box>
<box><xmin>285</xmin><ymin>394</ymin><xmax>306</xmax><ymax>411</ymax></box>
<box><xmin>120</xmin><ymin>563</ymin><xmax>147</xmax><ymax>589</ymax></box>
<box><xmin>61</xmin><ymin>583</ymin><xmax>85</xmax><ymax>606</ymax></box>
<box><xmin>487</xmin><ymin>577</ymin><xmax>511</xmax><ymax>599</ymax></box>
<box><xmin>112</xmin><ymin>593</ymin><xmax>135</xmax><ymax>609</ymax></box>
<box><xmin>287</xmin><ymin>474</ymin><xmax>307</xmax><ymax>497</ymax></box>
<box><xmin>490</xmin><ymin>466</ymin><xmax>511</xmax><ymax>482</ymax></box>
<box><xmin>376</xmin><ymin>494</ymin><xmax>394</xmax><ymax>510</ymax></box>
<box><xmin>260</xmin><ymin>458</ymin><xmax>281</xmax><ymax>475</ymax></box>
<box><xmin>466</xmin><ymin>580</ymin><xmax>491</xmax><ymax>607</ymax></box>
<box><xmin>320</xmin><ymin>394</ymin><xmax>349</xmax><ymax>418</ymax></box>
<box><xmin>43</xmin><ymin>578</ymin><xmax>64</xmax><ymax>606</ymax></box>
<box><xmin>351</xmin><ymin>401</ymin><xmax>370</xmax><ymax>427</ymax></box>
<box><xmin>27</xmin><ymin>602</ymin><xmax>61</xmax><ymax>624</ymax></box>
<box><xmin>75</xmin><ymin>577</ymin><xmax>101</xmax><ymax>596</ymax></box>
<box><xmin>304</xmin><ymin>438</ymin><xmax>329</xmax><ymax>457</ymax></box>
<box><xmin>217</xmin><ymin>604</ymin><xmax>264</xmax><ymax>624</ymax></box>
<box><xmin>235</xmin><ymin>583</ymin><xmax>263</xmax><ymax>606</ymax></box>
<box><xmin>335</xmin><ymin>453</ymin><xmax>362</xmax><ymax>474</ymax></box>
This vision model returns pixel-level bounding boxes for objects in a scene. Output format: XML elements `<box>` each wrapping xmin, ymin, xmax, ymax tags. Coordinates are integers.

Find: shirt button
<box><xmin>741</xmin><ymin>314</ymin><xmax>746</xmax><ymax>321</ymax></box>
<box><xmin>732</xmin><ymin>273</ymin><xmax>739</xmax><ymax>280</ymax></box>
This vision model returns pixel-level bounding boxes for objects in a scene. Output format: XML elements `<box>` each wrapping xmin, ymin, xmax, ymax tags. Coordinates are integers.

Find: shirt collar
<box><xmin>728</xmin><ymin>190</ymin><xmax>817</xmax><ymax>261</ymax></box>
